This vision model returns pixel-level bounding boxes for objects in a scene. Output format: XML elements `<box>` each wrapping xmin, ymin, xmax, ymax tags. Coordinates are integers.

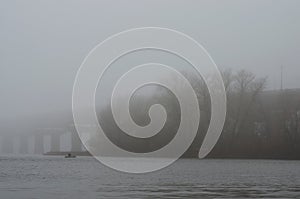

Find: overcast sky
<box><xmin>1</xmin><ymin>0</ymin><xmax>300</xmax><ymax>120</ymax></box>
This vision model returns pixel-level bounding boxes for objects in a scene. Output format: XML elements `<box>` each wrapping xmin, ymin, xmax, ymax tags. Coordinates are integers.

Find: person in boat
<box><xmin>65</xmin><ymin>153</ymin><xmax>76</xmax><ymax>158</ymax></box>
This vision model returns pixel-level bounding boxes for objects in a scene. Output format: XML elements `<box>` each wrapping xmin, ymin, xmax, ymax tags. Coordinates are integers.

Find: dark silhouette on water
<box><xmin>65</xmin><ymin>153</ymin><xmax>76</xmax><ymax>158</ymax></box>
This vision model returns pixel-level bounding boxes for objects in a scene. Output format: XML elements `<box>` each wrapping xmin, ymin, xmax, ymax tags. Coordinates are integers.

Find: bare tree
<box><xmin>221</xmin><ymin>68</ymin><xmax>234</xmax><ymax>92</ymax></box>
<box><xmin>230</xmin><ymin>70</ymin><xmax>267</xmax><ymax>137</ymax></box>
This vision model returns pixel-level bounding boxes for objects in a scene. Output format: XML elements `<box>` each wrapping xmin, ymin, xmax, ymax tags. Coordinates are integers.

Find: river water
<box><xmin>0</xmin><ymin>156</ymin><xmax>299</xmax><ymax>198</ymax></box>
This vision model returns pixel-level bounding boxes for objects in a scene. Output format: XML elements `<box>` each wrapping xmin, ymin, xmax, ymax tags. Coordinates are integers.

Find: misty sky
<box><xmin>1</xmin><ymin>0</ymin><xmax>300</xmax><ymax>121</ymax></box>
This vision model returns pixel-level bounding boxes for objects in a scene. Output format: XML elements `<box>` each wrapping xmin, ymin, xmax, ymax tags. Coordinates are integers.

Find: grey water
<box><xmin>0</xmin><ymin>156</ymin><xmax>299</xmax><ymax>198</ymax></box>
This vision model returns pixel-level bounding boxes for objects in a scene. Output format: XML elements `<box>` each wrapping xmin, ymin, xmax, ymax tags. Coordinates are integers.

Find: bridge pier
<box><xmin>71</xmin><ymin>131</ymin><xmax>82</xmax><ymax>152</ymax></box>
<box><xmin>34</xmin><ymin>134</ymin><xmax>44</xmax><ymax>154</ymax></box>
<box><xmin>1</xmin><ymin>135</ymin><xmax>14</xmax><ymax>154</ymax></box>
<box><xmin>19</xmin><ymin>135</ymin><xmax>29</xmax><ymax>154</ymax></box>
<box><xmin>297</xmin><ymin>111</ymin><xmax>300</xmax><ymax>134</ymax></box>
<box><xmin>50</xmin><ymin>134</ymin><xmax>60</xmax><ymax>152</ymax></box>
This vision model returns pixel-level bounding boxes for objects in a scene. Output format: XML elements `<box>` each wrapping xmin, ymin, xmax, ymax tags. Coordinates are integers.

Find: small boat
<box><xmin>65</xmin><ymin>153</ymin><xmax>76</xmax><ymax>158</ymax></box>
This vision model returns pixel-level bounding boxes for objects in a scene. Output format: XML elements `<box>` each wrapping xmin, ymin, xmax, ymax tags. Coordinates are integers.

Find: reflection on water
<box><xmin>0</xmin><ymin>156</ymin><xmax>299</xmax><ymax>198</ymax></box>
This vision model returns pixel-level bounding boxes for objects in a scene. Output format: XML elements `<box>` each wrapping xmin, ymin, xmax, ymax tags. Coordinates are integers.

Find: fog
<box><xmin>0</xmin><ymin>0</ymin><xmax>300</xmax><ymax>154</ymax></box>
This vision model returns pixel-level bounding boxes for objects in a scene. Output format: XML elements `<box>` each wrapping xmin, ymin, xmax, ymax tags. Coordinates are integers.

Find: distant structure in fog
<box><xmin>0</xmin><ymin>125</ymin><xmax>83</xmax><ymax>155</ymax></box>
<box><xmin>0</xmin><ymin>87</ymin><xmax>299</xmax><ymax>159</ymax></box>
<box><xmin>280</xmin><ymin>66</ymin><xmax>283</xmax><ymax>91</ymax></box>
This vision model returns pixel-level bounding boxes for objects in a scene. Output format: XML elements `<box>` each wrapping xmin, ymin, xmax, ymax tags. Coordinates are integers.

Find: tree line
<box><xmin>93</xmin><ymin>69</ymin><xmax>300</xmax><ymax>159</ymax></box>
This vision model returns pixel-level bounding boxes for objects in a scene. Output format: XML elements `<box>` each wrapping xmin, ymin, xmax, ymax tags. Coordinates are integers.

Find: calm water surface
<box><xmin>0</xmin><ymin>156</ymin><xmax>299</xmax><ymax>198</ymax></box>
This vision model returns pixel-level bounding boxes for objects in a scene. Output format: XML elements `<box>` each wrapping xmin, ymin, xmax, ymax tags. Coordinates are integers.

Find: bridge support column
<box><xmin>19</xmin><ymin>135</ymin><xmax>29</xmax><ymax>154</ymax></box>
<box><xmin>71</xmin><ymin>132</ymin><xmax>82</xmax><ymax>152</ymax></box>
<box><xmin>50</xmin><ymin>134</ymin><xmax>60</xmax><ymax>152</ymax></box>
<box><xmin>297</xmin><ymin>111</ymin><xmax>300</xmax><ymax>134</ymax></box>
<box><xmin>1</xmin><ymin>135</ymin><xmax>14</xmax><ymax>154</ymax></box>
<box><xmin>34</xmin><ymin>134</ymin><xmax>44</xmax><ymax>154</ymax></box>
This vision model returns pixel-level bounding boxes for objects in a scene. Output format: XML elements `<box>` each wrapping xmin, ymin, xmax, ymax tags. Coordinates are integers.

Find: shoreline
<box><xmin>43</xmin><ymin>151</ymin><xmax>300</xmax><ymax>160</ymax></box>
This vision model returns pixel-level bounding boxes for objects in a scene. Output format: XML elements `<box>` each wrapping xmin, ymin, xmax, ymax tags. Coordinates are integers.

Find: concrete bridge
<box><xmin>0</xmin><ymin>125</ymin><xmax>84</xmax><ymax>155</ymax></box>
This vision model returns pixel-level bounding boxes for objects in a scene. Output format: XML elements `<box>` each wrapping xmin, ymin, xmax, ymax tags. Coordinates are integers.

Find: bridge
<box><xmin>0</xmin><ymin>109</ymin><xmax>88</xmax><ymax>155</ymax></box>
<box><xmin>0</xmin><ymin>125</ymin><xmax>84</xmax><ymax>155</ymax></box>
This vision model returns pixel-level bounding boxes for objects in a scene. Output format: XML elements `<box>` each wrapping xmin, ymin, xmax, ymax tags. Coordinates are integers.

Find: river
<box><xmin>0</xmin><ymin>156</ymin><xmax>299</xmax><ymax>198</ymax></box>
